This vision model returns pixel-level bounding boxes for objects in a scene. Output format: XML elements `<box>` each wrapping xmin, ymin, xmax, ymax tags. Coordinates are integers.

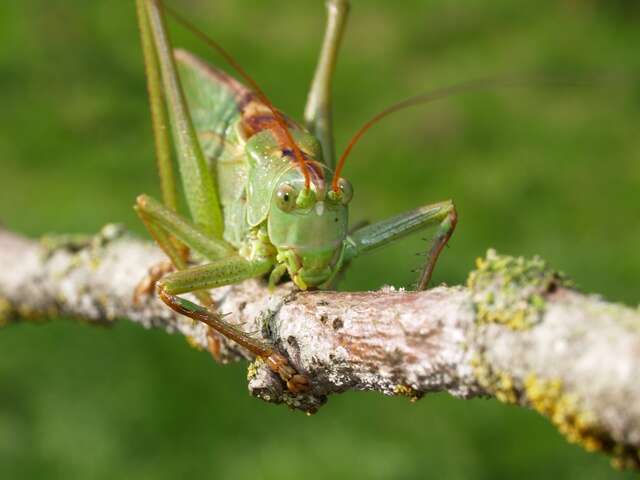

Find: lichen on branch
<box><xmin>0</xmin><ymin>226</ymin><xmax>638</xmax><ymax>469</ymax></box>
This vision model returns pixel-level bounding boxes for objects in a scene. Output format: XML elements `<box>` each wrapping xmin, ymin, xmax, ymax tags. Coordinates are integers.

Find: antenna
<box><xmin>332</xmin><ymin>74</ymin><xmax>586</xmax><ymax>192</ymax></box>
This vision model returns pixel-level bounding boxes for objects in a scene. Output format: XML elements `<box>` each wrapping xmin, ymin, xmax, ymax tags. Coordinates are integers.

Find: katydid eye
<box><xmin>337</xmin><ymin>178</ymin><xmax>353</xmax><ymax>204</ymax></box>
<box><xmin>275</xmin><ymin>183</ymin><xmax>297</xmax><ymax>212</ymax></box>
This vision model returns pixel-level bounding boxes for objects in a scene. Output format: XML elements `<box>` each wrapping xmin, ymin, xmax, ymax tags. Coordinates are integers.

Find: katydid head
<box><xmin>267</xmin><ymin>166</ymin><xmax>352</xmax><ymax>289</ymax></box>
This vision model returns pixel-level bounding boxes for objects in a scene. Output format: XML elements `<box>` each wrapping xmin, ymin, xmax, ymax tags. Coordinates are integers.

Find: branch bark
<box><xmin>0</xmin><ymin>225</ymin><xmax>638</xmax><ymax>469</ymax></box>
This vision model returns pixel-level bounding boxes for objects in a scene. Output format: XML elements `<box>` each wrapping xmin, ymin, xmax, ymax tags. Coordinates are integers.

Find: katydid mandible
<box><xmin>134</xmin><ymin>0</ymin><xmax>457</xmax><ymax>393</ymax></box>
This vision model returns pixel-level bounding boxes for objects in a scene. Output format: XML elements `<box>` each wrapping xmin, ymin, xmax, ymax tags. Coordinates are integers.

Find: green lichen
<box><xmin>40</xmin><ymin>233</ymin><xmax>94</xmax><ymax>258</ymax></box>
<box><xmin>472</xmin><ymin>354</ymin><xmax>640</xmax><ymax>470</ymax></box>
<box><xmin>40</xmin><ymin>223</ymin><xmax>125</xmax><ymax>261</ymax></box>
<box><xmin>93</xmin><ymin>223</ymin><xmax>126</xmax><ymax>246</ymax></box>
<box><xmin>467</xmin><ymin>249</ymin><xmax>571</xmax><ymax>330</ymax></box>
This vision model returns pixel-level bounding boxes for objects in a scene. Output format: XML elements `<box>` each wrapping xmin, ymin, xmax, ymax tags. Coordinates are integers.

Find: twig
<box><xmin>0</xmin><ymin>225</ymin><xmax>638</xmax><ymax>469</ymax></box>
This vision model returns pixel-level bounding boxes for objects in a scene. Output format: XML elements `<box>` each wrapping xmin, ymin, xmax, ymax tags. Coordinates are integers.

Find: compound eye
<box><xmin>275</xmin><ymin>183</ymin><xmax>297</xmax><ymax>212</ymax></box>
<box><xmin>337</xmin><ymin>178</ymin><xmax>353</xmax><ymax>204</ymax></box>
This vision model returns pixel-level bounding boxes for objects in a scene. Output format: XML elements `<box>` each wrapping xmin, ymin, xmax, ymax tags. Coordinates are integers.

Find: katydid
<box><xmin>134</xmin><ymin>0</ymin><xmax>457</xmax><ymax>393</ymax></box>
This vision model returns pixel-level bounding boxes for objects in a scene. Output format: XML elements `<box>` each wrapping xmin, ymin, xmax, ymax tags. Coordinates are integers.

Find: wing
<box><xmin>176</xmin><ymin>49</ymin><xmax>257</xmax><ymax>244</ymax></box>
<box><xmin>175</xmin><ymin>49</ymin><xmax>250</xmax><ymax>163</ymax></box>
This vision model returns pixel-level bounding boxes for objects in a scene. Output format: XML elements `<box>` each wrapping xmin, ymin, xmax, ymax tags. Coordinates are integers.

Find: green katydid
<box><xmin>134</xmin><ymin>0</ymin><xmax>459</xmax><ymax>393</ymax></box>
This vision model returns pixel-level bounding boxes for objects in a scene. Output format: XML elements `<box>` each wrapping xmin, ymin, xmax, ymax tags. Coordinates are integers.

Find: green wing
<box><xmin>175</xmin><ymin>49</ymin><xmax>249</xmax><ymax>163</ymax></box>
<box><xmin>176</xmin><ymin>49</ymin><xmax>254</xmax><ymax>244</ymax></box>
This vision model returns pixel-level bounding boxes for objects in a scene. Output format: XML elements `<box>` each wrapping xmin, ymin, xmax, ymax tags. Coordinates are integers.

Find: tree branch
<box><xmin>0</xmin><ymin>225</ymin><xmax>638</xmax><ymax>469</ymax></box>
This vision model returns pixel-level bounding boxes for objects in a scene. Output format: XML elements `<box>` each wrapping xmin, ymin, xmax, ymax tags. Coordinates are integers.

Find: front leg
<box><xmin>157</xmin><ymin>257</ymin><xmax>310</xmax><ymax>393</ymax></box>
<box><xmin>344</xmin><ymin>200</ymin><xmax>458</xmax><ymax>290</ymax></box>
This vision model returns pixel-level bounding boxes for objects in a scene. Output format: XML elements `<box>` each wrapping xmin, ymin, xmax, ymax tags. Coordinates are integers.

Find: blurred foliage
<box><xmin>0</xmin><ymin>1</ymin><xmax>639</xmax><ymax>478</ymax></box>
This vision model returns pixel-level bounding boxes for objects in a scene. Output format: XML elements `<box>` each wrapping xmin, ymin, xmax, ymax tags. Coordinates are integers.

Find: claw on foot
<box><xmin>157</xmin><ymin>288</ymin><xmax>310</xmax><ymax>394</ymax></box>
<box><xmin>133</xmin><ymin>260</ymin><xmax>174</xmax><ymax>303</ymax></box>
<box><xmin>266</xmin><ymin>352</ymin><xmax>310</xmax><ymax>394</ymax></box>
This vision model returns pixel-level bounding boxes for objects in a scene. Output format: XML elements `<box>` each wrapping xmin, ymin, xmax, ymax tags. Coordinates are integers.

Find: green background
<box><xmin>1</xmin><ymin>0</ymin><xmax>639</xmax><ymax>478</ymax></box>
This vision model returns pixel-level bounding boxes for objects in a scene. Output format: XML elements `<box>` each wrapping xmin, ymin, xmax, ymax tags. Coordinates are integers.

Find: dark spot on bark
<box><xmin>317</xmin><ymin>300</ymin><xmax>329</xmax><ymax>306</ymax></box>
<box><xmin>318</xmin><ymin>314</ymin><xmax>327</xmax><ymax>324</ymax></box>
<box><xmin>261</xmin><ymin>321</ymin><xmax>273</xmax><ymax>339</ymax></box>
<box><xmin>387</xmin><ymin>348</ymin><xmax>404</xmax><ymax>366</ymax></box>
<box><xmin>546</xmin><ymin>274</ymin><xmax>562</xmax><ymax>294</ymax></box>
<box><xmin>238</xmin><ymin>301</ymin><xmax>247</xmax><ymax>311</ymax></box>
<box><xmin>282</xmin><ymin>291</ymin><xmax>298</xmax><ymax>304</ymax></box>
<box><xmin>332</xmin><ymin>317</ymin><xmax>343</xmax><ymax>330</ymax></box>
<box><xmin>287</xmin><ymin>335</ymin><xmax>297</xmax><ymax>348</ymax></box>
<box><xmin>329</xmin><ymin>353</ymin><xmax>335</xmax><ymax>360</ymax></box>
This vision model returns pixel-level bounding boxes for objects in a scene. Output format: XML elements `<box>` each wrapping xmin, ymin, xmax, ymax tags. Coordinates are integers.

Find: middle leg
<box><xmin>344</xmin><ymin>200</ymin><xmax>458</xmax><ymax>290</ymax></box>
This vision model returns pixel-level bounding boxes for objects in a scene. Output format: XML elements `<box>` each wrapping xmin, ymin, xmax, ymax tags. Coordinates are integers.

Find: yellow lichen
<box><xmin>523</xmin><ymin>373</ymin><xmax>639</xmax><ymax>469</ymax></box>
<box><xmin>494</xmin><ymin>372</ymin><xmax>518</xmax><ymax>404</ymax></box>
<box><xmin>470</xmin><ymin>354</ymin><xmax>493</xmax><ymax>391</ymax></box>
<box><xmin>524</xmin><ymin>374</ymin><xmax>604</xmax><ymax>451</ymax></box>
<box><xmin>468</xmin><ymin>249</ymin><xmax>571</xmax><ymax>330</ymax></box>
<box><xmin>472</xmin><ymin>355</ymin><xmax>519</xmax><ymax>405</ymax></box>
<box><xmin>247</xmin><ymin>358</ymin><xmax>264</xmax><ymax>381</ymax></box>
<box><xmin>16</xmin><ymin>304</ymin><xmax>44</xmax><ymax>322</ymax></box>
<box><xmin>0</xmin><ymin>298</ymin><xmax>13</xmax><ymax>327</ymax></box>
<box><xmin>185</xmin><ymin>335</ymin><xmax>204</xmax><ymax>351</ymax></box>
<box><xmin>393</xmin><ymin>384</ymin><xmax>422</xmax><ymax>402</ymax></box>
<box><xmin>472</xmin><ymin>356</ymin><xmax>639</xmax><ymax>470</ymax></box>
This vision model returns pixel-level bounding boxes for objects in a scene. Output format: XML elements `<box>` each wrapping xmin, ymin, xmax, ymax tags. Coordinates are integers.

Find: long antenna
<box><xmin>332</xmin><ymin>74</ymin><xmax>585</xmax><ymax>192</ymax></box>
<box><xmin>160</xmin><ymin>1</ymin><xmax>312</xmax><ymax>189</ymax></box>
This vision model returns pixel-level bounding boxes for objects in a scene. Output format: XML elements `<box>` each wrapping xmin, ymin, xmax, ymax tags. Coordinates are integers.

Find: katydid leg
<box><xmin>133</xmin><ymin>199</ymin><xmax>200</xmax><ymax>303</ymax></box>
<box><xmin>136</xmin><ymin>0</ymin><xmax>178</xmax><ymax>212</ymax></box>
<box><xmin>134</xmin><ymin>193</ymin><xmax>233</xmax><ymax>360</ymax></box>
<box><xmin>135</xmin><ymin>197</ymin><xmax>307</xmax><ymax>388</ymax></box>
<box><xmin>157</xmin><ymin>259</ymin><xmax>309</xmax><ymax>393</ymax></box>
<box><xmin>140</xmin><ymin>0</ymin><xmax>223</xmax><ymax>237</ymax></box>
<box><xmin>136</xmin><ymin>0</ymin><xmax>226</xmax><ymax>311</ymax></box>
<box><xmin>135</xmin><ymin>194</ymin><xmax>234</xmax><ymax>261</ymax></box>
<box><xmin>344</xmin><ymin>200</ymin><xmax>457</xmax><ymax>290</ymax></box>
<box><xmin>133</xmin><ymin>193</ymin><xmax>233</xmax><ymax>304</ymax></box>
<box><xmin>132</xmin><ymin>212</ymin><xmax>185</xmax><ymax>303</ymax></box>
<box><xmin>304</xmin><ymin>0</ymin><xmax>350</xmax><ymax>170</ymax></box>
<box><xmin>417</xmin><ymin>203</ymin><xmax>457</xmax><ymax>290</ymax></box>
<box><xmin>159</xmin><ymin>255</ymin><xmax>271</xmax><ymax>294</ymax></box>
<box><xmin>137</xmin><ymin>0</ymin><xmax>203</xmax><ymax>305</ymax></box>
<box><xmin>132</xmin><ymin>232</ymin><xmax>224</xmax><ymax>362</ymax></box>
